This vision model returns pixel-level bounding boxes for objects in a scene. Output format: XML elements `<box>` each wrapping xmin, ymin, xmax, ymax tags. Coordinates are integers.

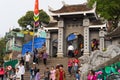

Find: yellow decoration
<box><xmin>21</xmin><ymin>30</ymin><xmax>34</xmax><ymax>36</ymax></box>
<box><xmin>30</xmin><ymin>32</ymin><xmax>34</xmax><ymax>36</ymax></box>
<box><xmin>23</xmin><ymin>31</ymin><xmax>28</xmax><ymax>34</ymax></box>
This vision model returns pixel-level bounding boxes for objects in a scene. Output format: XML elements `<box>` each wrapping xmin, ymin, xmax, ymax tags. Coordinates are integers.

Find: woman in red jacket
<box><xmin>0</xmin><ymin>67</ymin><xmax>5</xmax><ymax>80</ymax></box>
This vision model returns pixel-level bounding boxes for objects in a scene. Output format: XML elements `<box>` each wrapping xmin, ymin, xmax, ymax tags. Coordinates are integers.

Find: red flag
<box><xmin>34</xmin><ymin>0</ymin><xmax>39</xmax><ymax>27</ymax></box>
<box><xmin>34</xmin><ymin>0</ymin><xmax>39</xmax><ymax>15</ymax></box>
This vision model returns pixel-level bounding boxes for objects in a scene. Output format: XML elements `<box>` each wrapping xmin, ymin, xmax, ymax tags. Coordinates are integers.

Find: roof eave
<box><xmin>89</xmin><ymin>23</ymin><xmax>106</xmax><ymax>29</ymax></box>
<box><xmin>44</xmin><ymin>27</ymin><xmax>59</xmax><ymax>31</ymax></box>
<box><xmin>49</xmin><ymin>7</ymin><xmax>96</xmax><ymax>17</ymax></box>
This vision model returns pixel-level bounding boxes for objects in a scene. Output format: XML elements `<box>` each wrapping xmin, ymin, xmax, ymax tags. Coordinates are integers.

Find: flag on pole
<box><xmin>34</xmin><ymin>0</ymin><xmax>39</xmax><ymax>27</ymax></box>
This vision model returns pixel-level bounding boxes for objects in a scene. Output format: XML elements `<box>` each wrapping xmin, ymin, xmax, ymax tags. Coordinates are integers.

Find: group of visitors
<box><xmin>22</xmin><ymin>46</ymin><xmax>48</xmax><ymax>69</ymax></box>
<box><xmin>29</xmin><ymin>63</ymin><xmax>66</xmax><ymax>80</ymax></box>
<box><xmin>0</xmin><ymin>44</ymin><xmax>47</xmax><ymax>80</ymax></box>
<box><xmin>91</xmin><ymin>39</ymin><xmax>99</xmax><ymax>51</ymax></box>
<box><xmin>68</xmin><ymin>57</ymin><xmax>80</xmax><ymax>80</ymax></box>
<box><xmin>67</xmin><ymin>43</ymin><xmax>83</xmax><ymax>58</ymax></box>
<box><xmin>4</xmin><ymin>62</ymin><xmax>25</xmax><ymax>80</ymax></box>
<box><xmin>4</xmin><ymin>61</ymin><xmax>40</xmax><ymax>80</ymax></box>
<box><xmin>67</xmin><ymin>58</ymin><xmax>100</xmax><ymax>80</ymax></box>
<box><xmin>33</xmin><ymin>45</ymin><xmax>48</xmax><ymax>66</ymax></box>
<box><xmin>50</xmin><ymin>64</ymin><xmax>66</xmax><ymax>80</ymax></box>
<box><xmin>2</xmin><ymin>47</ymin><xmax>48</xmax><ymax>80</ymax></box>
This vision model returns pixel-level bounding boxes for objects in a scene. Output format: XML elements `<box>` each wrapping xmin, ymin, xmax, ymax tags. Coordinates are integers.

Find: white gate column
<box><xmin>46</xmin><ymin>31</ymin><xmax>50</xmax><ymax>55</ymax></box>
<box><xmin>83</xmin><ymin>18</ymin><xmax>90</xmax><ymax>55</ymax></box>
<box><xmin>99</xmin><ymin>29</ymin><xmax>105</xmax><ymax>51</ymax></box>
<box><xmin>57</xmin><ymin>19</ymin><xmax>64</xmax><ymax>57</ymax></box>
<box><xmin>84</xmin><ymin>27</ymin><xmax>90</xmax><ymax>55</ymax></box>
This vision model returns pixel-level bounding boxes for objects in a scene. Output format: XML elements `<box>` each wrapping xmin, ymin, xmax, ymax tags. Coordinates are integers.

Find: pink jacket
<box><xmin>87</xmin><ymin>74</ymin><xmax>97</xmax><ymax>80</ymax></box>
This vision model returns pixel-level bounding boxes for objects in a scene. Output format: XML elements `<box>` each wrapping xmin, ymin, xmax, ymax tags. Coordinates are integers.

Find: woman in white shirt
<box><xmin>15</xmin><ymin>68</ymin><xmax>21</xmax><ymax>80</ymax></box>
<box><xmin>18</xmin><ymin>63</ymin><xmax>25</xmax><ymax>80</ymax></box>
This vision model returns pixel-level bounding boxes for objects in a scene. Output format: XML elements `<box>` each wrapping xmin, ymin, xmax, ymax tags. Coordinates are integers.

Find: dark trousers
<box><xmin>68</xmin><ymin>50</ymin><xmax>74</xmax><ymax>57</ymax></box>
<box><xmin>43</xmin><ymin>58</ymin><xmax>47</xmax><ymax>65</ymax></box>
<box><xmin>33</xmin><ymin>56</ymin><xmax>38</xmax><ymax>64</ymax></box>
<box><xmin>44</xmin><ymin>77</ymin><xmax>49</xmax><ymax>80</ymax></box>
<box><xmin>26</xmin><ymin>62</ymin><xmax>29</xmax><ymax>70</ymax></box>
<box><xmin>68</xmin><ymin>66</ymin><xmax>72</xmax><ymax>75</ymax></box>
<box><xmin>36</xmin><ymin>58</ymin><xmax>39</xmax><ymax>64</ymax></box>
<box><xmin>21</xmin><ymin>75</ymin><xmax>24</xmax><ymax>80</ymax></box>
<box><xmin>0</xmin><ymin>75</ymin><xmax>4</xmax><ymax>80</ymax></box>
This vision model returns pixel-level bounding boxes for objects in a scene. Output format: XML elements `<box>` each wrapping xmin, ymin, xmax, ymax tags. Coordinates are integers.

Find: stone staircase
<box><xmin>24</xmin><ymin>57</ymin><xmax>75</xmax><ymax>80</ymax></box>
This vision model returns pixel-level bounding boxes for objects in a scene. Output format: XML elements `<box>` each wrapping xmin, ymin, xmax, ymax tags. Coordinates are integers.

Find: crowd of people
<box><xmin>0</xmin><ymin>45</ymin><xmax>49</xmax><ymax>80</ymax></box>
<box><xmin>1</xmin><ymin>48</ymin><xmax>82</xmax><ymax>80</ymax></box>
<box><xmin>0</xmin><ymin>43</ymin><xmax>102</xmax><ymax>80</ymax></box>
<box><xmin>2</xmin><ymin>62</ymin><xmax>25</xmax><ymax>80</ymax></box>
<box><xmin>3</xmin><ymin>63</ymin><xmax>67</xmax><ymax>80</ymax></box>
<box><xmin>0</xmin><ymin>61</ymin><xmax>98</xmax><ymax>80</ymax></box>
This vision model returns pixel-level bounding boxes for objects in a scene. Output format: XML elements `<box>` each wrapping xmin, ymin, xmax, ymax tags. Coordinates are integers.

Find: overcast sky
<box><xmin>0</xmin><ymin>0</ymin><xmax>87</xmax><ymax>37</ymax></box>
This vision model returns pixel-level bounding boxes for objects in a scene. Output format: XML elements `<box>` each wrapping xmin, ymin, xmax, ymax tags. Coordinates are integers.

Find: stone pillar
<box><xmin>99</xmin><ymin>29</ymin><xmax>105</xmax><ymax>51</ymax></box>
<box><xmin>57</xmin><ymin>19</ymin><xmax>64</xmax><ymax>57</ymax></box>
<box><xmin>84</xmin><ymin>27</ymin><xmax>90</xmax><ymax>55</ymax></box>
<box><xmin>46</xmin><ymin>31</ymin><xmax>50</xmax><ymax>55</ymax></box>
<box><xmin>83</xmin><ymin>18</ymin><xmax>90</xmax><ymax>55</ymax></box>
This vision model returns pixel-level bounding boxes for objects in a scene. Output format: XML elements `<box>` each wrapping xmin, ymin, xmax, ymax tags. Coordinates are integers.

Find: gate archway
<box><xmin>52</xmin><ymin>39</ymin><xmax>58</xmax><ymax>57</ymax></box>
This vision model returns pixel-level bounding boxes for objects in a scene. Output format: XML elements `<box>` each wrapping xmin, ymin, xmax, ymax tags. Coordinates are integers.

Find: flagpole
<box><xmin>32</xmin><ymin>24</ymin><xmax>35</xmax><ymax>54</ymax></box>
<box><xmin>33</xmin><ymin>0</ymin><xmax>39</xmax><ymax>54</ymax></box>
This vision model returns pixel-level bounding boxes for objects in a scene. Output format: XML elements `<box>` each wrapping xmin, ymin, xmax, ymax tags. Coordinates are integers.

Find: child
<box><xmin>13</xmin><ymin>68</ymin><xmax>21</xmax><ymax>80</ymax></box>
<box><xmin>74</xmin><ymin>49</ymin><xmax>79</xmax><ymax>57</ymax></box>
<box><xmin>30</xmin><ymin>63</ymin><xmax>37</xmax><ymax>80</ymax></box>
<box><xmin>35</xmin><ymin>69</ymin><xmax>40</xmax><ymax>80</ymax></box>
<box><xmin>9</xmin><ymin>68</ymin><xmax>15</xmax><ymax>80</ymax></box>
<box><xmin>42</xmin><ymin>51</ymin><xmax>48</xmax><ymax>66</ymax></box>
<box><xmin>44</xmin><ymin>67</ymin><xmax>50</xmax><ymax>80</ymax></box>
<box><xmin>75</xmin><ymin>70</ymin><xmax>80</xmax><ymax>80</ymax></box>
<box><xmin>87</xmin><ymin>70</ymin><xmax>97</xmax><ymax>80</ymax></box>
<box><xmin>50</xmin><ymin>66</ymin><xmax>56</xmax><ymax>80</ymax></box>
<box><xmin>68</xmin><ymin>58</ymin><xmax>73</xmax><ymax>76</ymax></box>
<box><xmin>73</xmin><ymin>58</ymin><xmax>79</xmax><ymax>74</ymax></box>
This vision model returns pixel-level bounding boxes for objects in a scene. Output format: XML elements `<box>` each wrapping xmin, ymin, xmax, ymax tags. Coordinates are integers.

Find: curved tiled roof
<box><xmin>50</xmin><ymin>4</ymin><xmax>92</xmax><ymax>13</ymax></box>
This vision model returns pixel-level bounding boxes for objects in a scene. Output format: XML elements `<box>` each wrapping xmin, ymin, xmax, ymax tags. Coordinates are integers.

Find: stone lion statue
<box><xmin>79</xmin><ymin>45</ymin><xmax>120</xmax><ymax>79</ymax></box>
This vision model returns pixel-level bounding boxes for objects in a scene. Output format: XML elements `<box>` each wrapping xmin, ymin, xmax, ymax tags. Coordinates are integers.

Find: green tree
<box><xmin>88</xmin><ymin>0</ymin><xmax>120</xmax><ymax>29</ymax></box>
<box><xmin>18</xmin><ymin>10</ymin><xmax>50</xmax><ymax>28</ymax></box>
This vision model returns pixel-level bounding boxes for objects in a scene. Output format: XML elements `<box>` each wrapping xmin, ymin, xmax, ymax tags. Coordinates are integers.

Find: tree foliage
<box><xmin>88</xmin><ymin>0</ymin><xmax>120</xmax><ymax>28</ymax></box>
<box><xmin>18</xmin><ymin>10</ymin><xmax>50</xmax><ymax>28</ymax></box>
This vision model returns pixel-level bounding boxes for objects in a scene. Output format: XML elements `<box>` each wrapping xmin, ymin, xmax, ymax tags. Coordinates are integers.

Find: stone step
<box><xmin>24</xmin><ymin>57</ymin><xmax>75</xmax><ymax>80</ymax></box>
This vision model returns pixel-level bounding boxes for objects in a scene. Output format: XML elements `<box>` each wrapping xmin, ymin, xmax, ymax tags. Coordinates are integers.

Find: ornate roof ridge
<box><xmin>49</xmin><ymin>2</ymin><xmax>92</xmax><ymax>13</ymax></box>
